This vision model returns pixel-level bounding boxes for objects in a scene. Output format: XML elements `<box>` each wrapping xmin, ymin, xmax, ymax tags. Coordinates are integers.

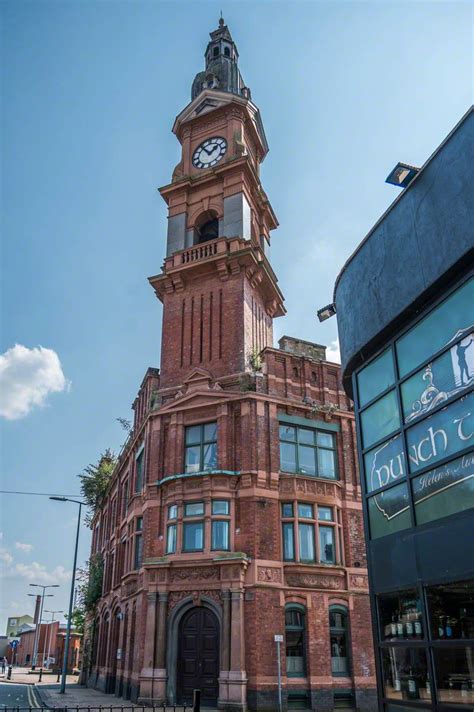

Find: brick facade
<box><xmin>84</xmin><ymin>18</ymin><xmax>376</xmax><ymax>712</ymax></box>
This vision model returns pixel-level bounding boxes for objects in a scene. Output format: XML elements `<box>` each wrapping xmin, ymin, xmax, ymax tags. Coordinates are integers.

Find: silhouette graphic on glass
<box><xmin>456</xmin><ymin>340</ymin><xmax>473</xmax><ymax>385</ymax></box>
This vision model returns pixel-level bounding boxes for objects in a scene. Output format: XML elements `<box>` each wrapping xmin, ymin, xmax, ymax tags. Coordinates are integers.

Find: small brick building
<box><xmin>84</xmin><ymin>19</ymin><xmax>376</xmax><ymax>711</ymax></box>
<box><xmin>15</xmin><ymin>622</ymin><xmax>81</xmax><ymax>671</ymax></box>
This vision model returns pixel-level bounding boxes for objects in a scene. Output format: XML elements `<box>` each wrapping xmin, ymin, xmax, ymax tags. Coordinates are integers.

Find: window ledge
<box><xmin>280</xmin><ymin>471</ymin><xmax>342</xmax><ymax>486</ymax></box>
<box><xmin>156</xmin><ymin>469</ymin><xmax>241</xmax><ymax>486</ymax></box>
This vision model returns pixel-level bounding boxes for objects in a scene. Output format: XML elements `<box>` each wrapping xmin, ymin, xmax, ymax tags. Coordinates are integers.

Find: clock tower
<box><xmin>86</xmin><ymin>18</ymin><xmax>376</xmax><ymax>712</ymax></box>
<box><xmin>149</xmin><ymin>17</ymin><xmax>285</xmax><ymax>389</ymax></box>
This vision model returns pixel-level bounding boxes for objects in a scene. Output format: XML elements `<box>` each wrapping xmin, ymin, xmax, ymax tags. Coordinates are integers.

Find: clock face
<box><xmin>192</xmin><ymin>136</ymin><xmax>227</xmax><ymax>169</ymax></box>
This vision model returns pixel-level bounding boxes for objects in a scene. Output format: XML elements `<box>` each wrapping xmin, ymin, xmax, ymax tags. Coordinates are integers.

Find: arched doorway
<box><xmin>176</xmin><ymin>607</ymin><xmax>220</xmax><ymax>706</ymax></box>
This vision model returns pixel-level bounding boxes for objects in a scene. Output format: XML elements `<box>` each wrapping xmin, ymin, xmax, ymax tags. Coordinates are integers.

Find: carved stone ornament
<box><xmin>257</xmin><ymin>566</ymin><xmax>282</xmax><ymax>583</ymax></box>
<box><xmin>285</xmin><ymin>573</ymin><xmax>343</xmax><ymax>590</ymax></box>
<box><xmin>169</xmin><ymin>566</ymin><xmax>220</xmax><ymax>582</ymax></box>
<box><xmin>349</xmin><ymin>574</ymin><xmax>369</xmax><ymax>589</ymax></box>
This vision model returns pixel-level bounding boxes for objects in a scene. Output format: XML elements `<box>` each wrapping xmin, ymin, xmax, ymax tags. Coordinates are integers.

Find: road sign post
<box><xmin>274</xmin><ymin>634</ymin><xmax>283</xmax><ymax>712</ymax></box>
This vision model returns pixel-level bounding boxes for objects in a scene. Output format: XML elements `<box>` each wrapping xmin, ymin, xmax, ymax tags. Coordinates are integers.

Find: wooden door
<box><xmin>177</xmin><ymin>607</ymin><xmax>220</xmax><ymax>705</ymax></box>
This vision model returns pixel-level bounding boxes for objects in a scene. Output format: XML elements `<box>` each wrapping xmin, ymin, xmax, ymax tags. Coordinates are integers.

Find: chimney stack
<box><xmin>33</xmin><ymin>595</ymin><xmax>41</xmax><ymax>624</ymax></box>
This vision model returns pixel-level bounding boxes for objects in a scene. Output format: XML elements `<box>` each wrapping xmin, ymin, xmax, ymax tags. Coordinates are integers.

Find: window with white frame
<box><xmin>281</xmin><ymin>502</ymin><xmax>341</xmax><ymax>564</ymax></box>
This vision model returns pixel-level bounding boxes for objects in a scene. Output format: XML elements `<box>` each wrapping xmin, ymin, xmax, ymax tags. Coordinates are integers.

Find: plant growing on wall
<box><xmin>248</xmin><ymin>348</ymin><xmax>262</xmax><ymax>372</ymax></box>
<box><xmin>78</xmin><ymin>449</ymin><xmax>117</xmax><ymax>526</ymax></box>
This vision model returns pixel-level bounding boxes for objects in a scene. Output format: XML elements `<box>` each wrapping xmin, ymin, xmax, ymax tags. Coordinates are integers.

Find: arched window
<box><xmin>196</xmin><ymin>218</ymin><xmax>219</xmax><ymax>244</ymax></box>
<box><xmin>224</xmin><ymin>46</ymin><xmax>230</xmax><ymax>57</ymax></box>
<box><xmin>213</xmin><ymin>46</ymin><xmax>219</xmax><ymax>58</ymax></box>
<box><xmin>285</xmin><ymin>604</ymin><xmax>307</xmax><ymax>677</ymax></box>
<box><xmin>329</xmin><ymin>605</ymin><xmax>350</xmax><ymax>676</ymax></box>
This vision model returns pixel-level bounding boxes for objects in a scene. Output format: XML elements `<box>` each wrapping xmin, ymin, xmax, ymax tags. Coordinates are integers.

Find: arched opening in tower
<box><xmin>194</xmin><ymin>213</ymin><xmax>219</xmax><ymax>244</ymax></box>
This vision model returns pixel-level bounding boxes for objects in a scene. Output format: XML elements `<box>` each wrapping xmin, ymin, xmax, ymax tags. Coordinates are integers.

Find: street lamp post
<box><xmin>28</xmin><ymin>584</ymin><xmax>59</xmax><ymax>669</ymax></box>
<box><xmin>43</xmin><ymin>609</ymin><xmax>64</xmax><ymax>669</ymax></box>
<box><xmin>50</xmin><ymin>497</ymin><xmax>83</xmax><ymax>694</ymax></box>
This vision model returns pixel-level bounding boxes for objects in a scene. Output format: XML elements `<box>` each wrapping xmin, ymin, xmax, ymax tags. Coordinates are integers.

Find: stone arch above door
<box><xmin>166</xmin><ymin>595</ymin><xmax>222</xmax><ymax>705</ymax></box>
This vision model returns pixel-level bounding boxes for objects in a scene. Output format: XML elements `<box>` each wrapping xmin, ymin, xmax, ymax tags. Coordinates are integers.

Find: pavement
<box><xmin>0</xmin><ymin>667</ymin><xmax>77</xmax><ymax>686</ymax></box>
<box><xmin>0</xmin><ymin>669</ymin><xmax>217</xmax><ymax>710</ymax></box>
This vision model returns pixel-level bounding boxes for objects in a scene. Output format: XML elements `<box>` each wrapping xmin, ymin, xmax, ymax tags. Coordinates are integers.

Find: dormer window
<box><xmin>213</xmin><ymin>46</ymin><xmax>219</xmax><ymax>58</ymax></box>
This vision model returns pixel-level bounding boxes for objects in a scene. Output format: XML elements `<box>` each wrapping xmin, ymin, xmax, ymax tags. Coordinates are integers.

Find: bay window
<box><xmin>282</xmin><ymin>502</ymin><xmax>341</xmax><ymax>564</ymax></box>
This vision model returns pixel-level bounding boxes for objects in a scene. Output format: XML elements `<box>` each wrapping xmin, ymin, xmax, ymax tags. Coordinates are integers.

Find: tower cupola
<box><xmin>191</xmin><ymin>17</ymin><xmax>250</xmax><ymax>100</ymax></box>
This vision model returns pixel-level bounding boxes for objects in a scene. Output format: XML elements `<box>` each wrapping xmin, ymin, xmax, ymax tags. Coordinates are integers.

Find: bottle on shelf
<box><xmin>426</xmin><ymin>676</ymin><xmax>431</xmax><ymax>698</ymax></box>
<box><xmin>445</xmin><ymin>616</ymin><xmax>453</xmax><ymax>638</ymax></box>
<box><xmin>406</xmin><ymin>610</ymin><xmax>414</xmax><ymax>637</ymax></box>
<box><xmin>390</xmin><ymin>612</ymin><xmax>398</xmax><ymax>637</ymax></box>
<box><xmin>414</xmin><ymin>611</ymin><xmax>423</xmax><ymax>638</ymax></box>
<box><xmin>397</xmin><ymin>612</ymin><xmax>404</xmax><ymax>637</ymax></box>
<box><xmin>438</xmin><ymin>615</ymin><xmax>445</xmax><ymax>638</ymax></box>
<box><xmin>407</xmin><ymin>667</ymin><xmax>420</xmax><ymax>700</ymax></box>
<box><xmin>459</xmin><ymin>607</ymin><xmax>467</xmax><ymax>639</ymax></box>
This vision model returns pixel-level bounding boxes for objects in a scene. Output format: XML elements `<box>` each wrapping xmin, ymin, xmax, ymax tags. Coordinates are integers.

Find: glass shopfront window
<box><xmin>426</xmin><ymin>580</ymin><xmax>474</xmax><ymax>641</ymax></box>
<box><xmin>381</xmin><ymin>647</ymin><xmax>431</xmax><ymax>702</ymax></box>
<box><xmin>357</xmin><ymin>348</ymin><xmax>396</xmax><ymax>408</ymax></box>
<box><xmin>355</xmin><ymin>276</ymin><xmax>474</xmax><ymax>540</ymax></box>
<box><xmin>368</xmin><ymin>483</ymin><xmax>411</xmax><ymax>539</ymax></box>
<box><xmin>360</xmin><ymin>390</ymin><xmax>400</xmax><ymax>449</ymax></box>
<box><xmin>406</xmin><ymin>392</ymin><xmax>473</xmax><ymax>474</ymax></box>
<box><xmin>433</xmin><ymin>646</ymin><xmax>474</xmax><ymax>705</ymax></box>
<box><xmin>395</xmin><ymin>277</ymin><xmax>473</xmax><ymax>378</ymax></box>
<box><xmin>364</xmin><ymin>434</ymin><xmax>406</xmax><ymax>494</ymax></box>
<box><xmin>378</xmin><ymin>591</ymin><xmax>424</xmax><ymax>641</ymax></box>
<box><xmin>412</xmin><ymin>454</ymin><xmax>474</xmax><ymax>525</ymax></box>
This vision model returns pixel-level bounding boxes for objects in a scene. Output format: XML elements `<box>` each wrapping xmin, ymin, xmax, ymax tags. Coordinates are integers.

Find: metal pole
<box><xmin>33</xmin><ymin>589</ymin><xmax>46</xmax><ymax>669</ymax></box>
<box><xmin>60</xmin><ymin>502</ymin><xmax>82</xmax><ymax>694</ymax></box>
<box><xmin>276</xmin><ymin>640</ymin><xmax>282</xmax><ymax>712</ymax></box>
<box><xmin>46</xmin><ymin>613</ymin><xmax>55</xmax><ymax>669</ymax></box>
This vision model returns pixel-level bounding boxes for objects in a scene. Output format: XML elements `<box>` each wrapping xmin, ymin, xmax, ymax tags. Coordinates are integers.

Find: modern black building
<box><xmin>333</xmin><ymin>106</ymin><xmax>474</xmax><ymax>712</ymax></box>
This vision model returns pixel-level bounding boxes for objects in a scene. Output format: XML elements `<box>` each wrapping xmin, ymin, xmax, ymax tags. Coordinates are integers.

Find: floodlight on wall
<box><xmin>385</xmin><ymin>162</ymin><xmax>420</xmax><ymax>188</ymax></box>
<box><xmin>317</xmin><ymin>303</ymin><xmax>337</xmax><ymax>322</ymax></box>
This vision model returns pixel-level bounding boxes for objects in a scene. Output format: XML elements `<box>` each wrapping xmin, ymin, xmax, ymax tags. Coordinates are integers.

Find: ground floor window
<box><xmin>285</xmin><ymin>605</ymin><xmax>307</xmax><ymax>677</ymax></box>
<box><xmin>330</xmin><ymin>606</ymin><xmax>350</xmax><ymax>676</ymax></box>
<box><xmin>377</xmin><ymin>579</ymin><xmax>474</xmax><ymax>706</ymax></box>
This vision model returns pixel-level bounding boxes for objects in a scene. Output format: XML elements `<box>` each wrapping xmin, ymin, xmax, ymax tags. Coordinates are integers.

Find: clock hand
<box><xmin>203</xmin><ymin>145</ymin><xmax>217</xmax><ymax>155</ymax></box>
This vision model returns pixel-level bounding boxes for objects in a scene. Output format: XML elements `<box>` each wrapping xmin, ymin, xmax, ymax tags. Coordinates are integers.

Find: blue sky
<box><xmin>1</xmin><ymin>0</ymin><xmax>472</xmax><ymax>632</ymax></box>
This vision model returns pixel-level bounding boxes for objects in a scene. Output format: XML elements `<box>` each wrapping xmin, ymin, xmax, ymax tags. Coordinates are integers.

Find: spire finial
<box><xmin>219</xmin><ymin>12</ymin><xmax>224</xmax><ymax>27</ymax></box>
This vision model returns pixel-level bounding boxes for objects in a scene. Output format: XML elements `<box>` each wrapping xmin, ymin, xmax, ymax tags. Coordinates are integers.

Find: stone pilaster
<box><xmin>138</xmin><ymin>593</ymin><xmax>168</xmax><ymax>704</ymax></box>
<box><xmin>224</xmin><ymin>589</ymin><xmax>247</xmax><ymax>711</ymax></box>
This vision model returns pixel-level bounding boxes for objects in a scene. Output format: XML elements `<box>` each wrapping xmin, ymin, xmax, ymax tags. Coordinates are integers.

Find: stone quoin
<box><xmin>84</xmin><ymin>18</ymin><xmax>377</xmax><ymax>711</ymax></box>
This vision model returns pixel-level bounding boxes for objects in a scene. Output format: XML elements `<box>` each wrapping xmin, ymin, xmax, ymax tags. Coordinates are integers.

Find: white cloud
<box><xmin>15</xmin><ymin>542</ymin><xmax>33</xmax><ymax>553</ymax></box>
<box><xmin>326</xmin><ymin>339</ymin><xmax>341</xmax><ymax>364</ymax></box>
<box><xmin>14</xmin><ymin>561</ymin><xmax>71</xmax><ymax>584</ymax></box>
<box><xmin>0</xmin><ymin>344</ymin><xmax>70</xmax><ymax>420</ymax></box>
<box><xmin>0</xmin><ymin>551</ymin><xmax>13</xmax><ymax>566</ymax></box>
